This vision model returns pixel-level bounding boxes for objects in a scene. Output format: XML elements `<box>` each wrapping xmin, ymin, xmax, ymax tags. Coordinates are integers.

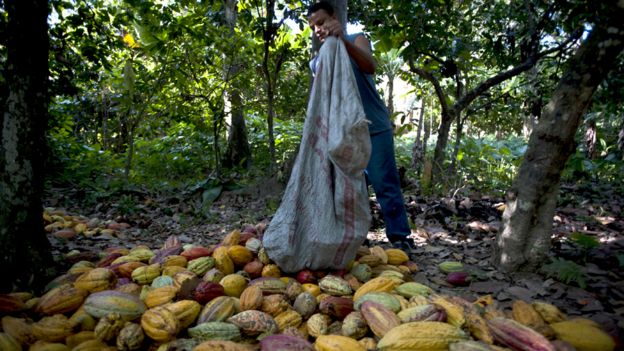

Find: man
<box><xmin>307</xmin><ymin>1</ymin><xmax>415</xmax><ymax>252</ymax></box>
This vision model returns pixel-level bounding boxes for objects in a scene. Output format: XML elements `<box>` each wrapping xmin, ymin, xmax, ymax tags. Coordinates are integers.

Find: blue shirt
<box><xmin>310</xmin><ymin>33</ymin><xmax>392</xmax><ymax>135</ymax></box>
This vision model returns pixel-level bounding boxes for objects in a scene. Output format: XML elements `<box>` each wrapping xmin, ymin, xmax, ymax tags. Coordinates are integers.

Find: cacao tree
<box><xmin>0</xmin><ymin>0</ymin><xmax>55</xmax><ymax>292</ymax></box>
<box><xmin>354</xmin><ymin>0</ymin><xmax>582</xmax><ymax>188</ymax></box>
<box><xmin>223</xmin><ymin>0</ymin><xmax>252</xmax><ymax>170</ymax></box>
<box><xmin>493</xmin><ymin>0</ymin><xmax>624</xmax><ymax>272</ymax></box>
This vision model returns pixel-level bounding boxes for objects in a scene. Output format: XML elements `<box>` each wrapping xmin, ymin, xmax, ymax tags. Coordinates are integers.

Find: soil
<box><xmin>43</xmin><ymin>177</ymin><xmax>624</xmax><ymax>346</ymax></box>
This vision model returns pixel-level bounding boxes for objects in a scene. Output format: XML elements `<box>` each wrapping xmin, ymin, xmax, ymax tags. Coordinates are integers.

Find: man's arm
<box><xmin>342</xmin><ymin>35</ymin><xmax>376</xmax><ymax>74</ymax></box>
<box><xmin>322</xmin><ymin>18</ymin><xmax>376</xmax><ymax>74</ymax></box>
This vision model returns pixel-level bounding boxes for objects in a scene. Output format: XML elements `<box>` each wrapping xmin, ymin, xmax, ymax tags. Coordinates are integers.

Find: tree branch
<box><xmin>454</xmin><ymin>32</ymin><xmax>580</xmax><ymax>112</ymax></box>
<box><xmin>408</xmin><ymin>58</ymin><xmax>450</xmax><ymax>115</ymax></box>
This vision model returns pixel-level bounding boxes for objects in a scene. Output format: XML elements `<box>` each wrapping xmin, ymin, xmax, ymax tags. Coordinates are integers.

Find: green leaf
<box><xmin>202</xmin><ymin>185</ymin><xmax>223</xmax><ymax>207</ymax></box>
<box><xmin>541</xmin><ymin>258</ymin><xmax>587</xmax><ymax>289</ymax></box>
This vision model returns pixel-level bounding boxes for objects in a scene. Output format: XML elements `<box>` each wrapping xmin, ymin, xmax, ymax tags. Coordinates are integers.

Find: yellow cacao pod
<box><xmin>531</xmin><ymin>301</ymin><xmax>567</xmax><ymax>324</ymax></box>
<box><xmin>0</xmin><ymin>332</ymin><xmax>21</xmax><ymax>351</ymax></box>
<box><xmin>68</xmin><ymin>306</ymin><xmax>96</xmax><ymax>332</ymax></box>
<box><xmin>360</xmin><ymin>301</ymin><xmax>401</xmax><ymax>338</ymax></box>
<box><xmin>220</xmin><ymin>274</ymin><xmax>248</xmax><ymax>298</ymax></box>
<box><xmin>551</xmin><ymin>319</ymin><xmax>615</xmax><ymax>351</ymax></box>
<box><xmin>369</xmin><ymin>246</ymin><xmax>388</xmax><ymax>264</ymax></box>
<box><xmin>161</xmin><ymin>255</ymin><xmax>187</xmax><ymax>268</ymax></box>
<box><xmin>31</xmin><ymin>314</ymin><xmax>74</xmax><ymax>343</ymax></box>
<box><xmin>301</xmin><ymin>284</ymin><xmax>321</xmax><ymax>297</ymax></box>
<box><xmin>385</xmin><ymin>248</ymin><xmax>409</xmax><ymax>265</ymax></box>
<box><xmin>2</xmin><ymin>316</ymin><xmax>37</xmax><ymax>346</ymax></box>
<box><xmin>93</xmin><ymin>312</ymin><xmax>125</xmax><ymax>342</ymax></box>
<box><xmin>306</xmin><ymin>313</ymin><xmax>331</xmax><ymax>338</ymax></box>
<box><xmin>261</xmin><ymin>294</ymin><xmax>290</xmax><ymax>317</ymax></box>
<box><xmin>115</xmin><ymin>322</ymin><xmax>145</xmax><ymax>351</ymax></box>
<box><xmin>71</xmin><ymin>339</ymin><xmax>116</xmax><ymax>351</ymax></box>
<box><xmin>377</xmin><ymin>321</ymin><xmax>468</xmax><ymax>351</ymax></box>
<box><xmin>68</xmin><ymin>261</ymin><xmax>95</xmax><ymax>275</ymax></box>
<box><xmin>222</xmin><ymin>229</ymin><xmax>241</xmax><ymax>246</ymax></box>
<box><xmin>358</xmin><ymin>254</ymin><xmax>383</xmax><ymax>267</ymax></box>
<box><xmin>511</xmin><ymin>300</ymin><xmax>554</xmax><ymax>338</ymax></box>
<box><xmin>239</xmin><ymin>286</ymin><xmax>264</xmax><ymax>311</ymax></box>
<box><xmin>144</xmin><ymin>285</ymin><xmax>177</xmax><ymax>308</ymax></box>
<box><xmin>140</xmin><ymin>306</ymin><xmax>179</xmax><ymax>342</ymax></box>
<box><xmin>274</xmin><ymin>310</ymin><xmax>303</xmax><ymax>332</ymax></box>
<box><xmin>430</xmin><ymin>295</ymin><xmax>466</xmax><ymax>328</ymax></box>
<box><xmin>187</xmin><ymin>257</ymin><xmax>215</xmax><ymax>276</ymax></box>
<box><xmin>65</xmin><ymin>331</ymin><xmax>95</xmax><ymax>348</ymax></box>
<box><xmin>194</xmin><ymin>340</ymin><xmax>256</xmax><ymax>351</ymax></box>
<box><xmin>164</xmin><ymin>300</ymin><xmax>201</xmax><ymax>329</ymax></box>
<box><xmin>315</xmin><ymin>335</ymin><xmax>366</xmax><ymax>351</ymax></box>
<box><xmin>128</xmin><ymin>246</ymin><xmax>155</xmax><ymax>262</ymax></box>
<box><xmin>261</xmin><ymin>264</ymin><xmax>281</xmax><ymax>278</ymax></box>
<box><xmin>227</xmin><ymin>245</ymin><xmax>254</xmax><ymax>266</ymax></box>
<box><xmin>353</xmin><ymin>276</ymin><xmax>396</xmax><ymax>301</ymax></box>
<box><xmin>27</xmin><ymin>340</ymin><xmax>70</xmax><ymax>351</ymax></box>
<box><xmin>213</xmin><ymin>246</ymin><xmax>235</xmax><ymax>275</ymax></box>
<box><xmin>35</xmin><ymin>284</ymin><xmax>88</xmax><ymax>315</ymax></box>
<box><xmin>131</xmin><ymin>264</ymin><xmax>161</xmax><ymax>285</ymax></box>
<box><xmin>161</xmin><ymin>265</ymin><xmax>186</xmax><ymax>277</ymax></box>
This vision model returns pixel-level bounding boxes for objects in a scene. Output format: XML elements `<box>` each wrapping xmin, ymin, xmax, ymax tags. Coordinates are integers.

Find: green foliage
<box><xmin>569</xmin><ymin>232</ymin><xmax>600</xmax><ymax>251</ymax></box>
<box><xmin>131</xmin><ymin>123</ymin><xmax>214</xmax><ymax>187</ymax></box>
<box><xmin>38</xmin><ymin>0</ymin><xmax>623</xmax><ymax>219</ymax></box>
<box><xmin>562</xmin><ymin>150</ymin><xmax>624</xmax><ymax>185</ymax></box>
<box><xmin>46</xmin><ymin>107</ymin><xmax>119</xmax><ymax>190</ymax></box>
<box><xmin>116</xmin><ymin>195</ymin><xmax>138</xmax><ymax>216</ymax></box>
<box><xmin>455</xmin><ymin>136</ymin><xmax>526</xmax><ymax>193</ymax></box>
<box><xmin>541</xmin><ymin>258</ymin><xmax>587</xmax><ymax>289</ymax></box>
<box><xmin>393</xmin><ymin>134</ymin><xmax>527</xmax><ymax>194</ymax></box>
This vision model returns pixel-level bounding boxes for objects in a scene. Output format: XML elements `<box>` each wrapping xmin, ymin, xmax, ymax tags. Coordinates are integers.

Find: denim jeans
<box><xmin>366</xmin><ymin>130</ymin><xmax>411</xmax><ymax>240</ymax></box>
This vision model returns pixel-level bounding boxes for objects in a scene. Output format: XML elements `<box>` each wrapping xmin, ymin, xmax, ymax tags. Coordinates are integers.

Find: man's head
<box><xmin>307</xmin><ymin>1</ymin><xmax>336</xmax><ymax>42</ymax></box>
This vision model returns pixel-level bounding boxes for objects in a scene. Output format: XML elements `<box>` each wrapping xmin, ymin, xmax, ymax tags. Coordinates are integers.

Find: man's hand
<box><xmin>322</xmin><ymin>18</ymin><xmax>344</xmax><ymax>39</ymax></box>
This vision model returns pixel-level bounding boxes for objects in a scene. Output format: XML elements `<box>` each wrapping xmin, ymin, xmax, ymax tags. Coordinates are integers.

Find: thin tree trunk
<box><xmin>585</xmin><ymin>119</ymin><xmax>597</xmax><ymax>159</ymax></box>
<box><xmin>494</xmin><ymin>3</ymin><xmax>624</xmax><ymax>272</ymax></box>
<box><xmin>124</xmin><ymin>126</ymin><xmax>134</xmax><ymax>183</ymax></box>
<box><xmin>223</xmin><ymin>0</ymin><xmax>251</xmax><ymax>169</ymax></box>
<box><xmin>224</xmin><ymin>91</ymin><xmax>251</xmax><ymax>168</ymax></box>
<box><xmin>411</xmin><ymin>100</ymin><xmax>425</xmax><ymax>173</ymax></box>
<box><xmin>262</xmin><ymin>0</ymin><xmax>277</xmax><ymax>172</ymax></box>
<box><xmin>618</xmin><ymin>117</ymin><xmax>624</xmax><ymax>156</ymax></box>
<box><xmin>448</xmin><ymin>112</ymin><xmax>465</xmax><ymax>178</ymax></box>
<box><xmin>387</xmin><ymin>74</ymin><xmax>395</xmax><ymax>119</ymax></box>
<box><xmin>432</xmin><ymin>109</ymin><xmax>455</xmax><ymax>183</ymax></box>
<box><xmin>101</xmin><ymin>88</ymin><xmax>109</xmax><ymax>150</ymax></box>
<box><xmin>0</xmin><ymin>0</ymin><xmax>55</xmax><ymax>292</ymax></box>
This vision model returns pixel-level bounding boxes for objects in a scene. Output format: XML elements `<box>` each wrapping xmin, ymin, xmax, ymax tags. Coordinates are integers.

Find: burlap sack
<box><xmin>262</xmin><ymin>37</ymin><xmax>371</xmax><ymax>272</ymax></box>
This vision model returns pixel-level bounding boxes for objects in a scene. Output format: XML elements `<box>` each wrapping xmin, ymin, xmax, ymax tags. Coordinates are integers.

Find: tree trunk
<box><xmin>386</xmin><ymin>74</ymin><xmax>395</xmax><ymax>119</ymax></box>
<box><xmin>448</xmin><ymin>112</ymin><xmax>465</xmax><ymax>178</ymax></box>
<box><xmin>262</xmin><ymin>0</ymin><xmax>277</xmax><ymax>172</ymax></box>
<box><xmin>411</xmin><ymin>100</ymin><xmax>425</xmax><ymax>173</ymax></box>
<box><xmin>224</xmin><ymin>91</ymin><xmax>251</xmax><ymax>168</ymax></box>
<box><xmin>0</xmin><ymin>0</ymin><xmax>55</xmax><ymax>292</ymax></box>
<box><xmin>432</xmin><ymin>109</ymin><xmax>455</xmax><ymax>183</ymax></box>
<box><xmin>584</xmin><ymin>118</ymin><xmax>597</xmax><ymax>159</ymax></box>
<box><xmin>101</xmin><ymin>88</ymin><xmax>110</xmax><ymax>150</ymax></box>
<box><xmin>493</xmin><ymin>3</ymin><xmax>624</xmax><ymax>272</ymax></box>
<box><xmin>618</xmin><ymin>117</ymin><xmax>624</xmax><ymax>156</ymax></box>
<box><xmin>223</xmin><ymin>0</ymin><xmax>251</xmax><ymax>169</ymax></box>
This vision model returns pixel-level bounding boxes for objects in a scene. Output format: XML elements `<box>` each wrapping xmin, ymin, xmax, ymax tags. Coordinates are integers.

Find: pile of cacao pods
<box><xmin>0</xmin><ymin>220</ymin><xmax>618</xmax><ymax>351</ymax></box>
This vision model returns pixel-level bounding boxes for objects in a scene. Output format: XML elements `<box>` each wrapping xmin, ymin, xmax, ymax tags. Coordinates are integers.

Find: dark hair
<box><xmin>307</xmin><ymin>1</ymin><xmax>334</xmax><ymax>17</ymax></box>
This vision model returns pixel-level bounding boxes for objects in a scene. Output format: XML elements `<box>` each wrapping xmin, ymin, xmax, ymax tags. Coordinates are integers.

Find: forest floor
<box><xmin>43</xmin><ymin>176</ymin><xmax>624</xmax><ymax>346</ymax></box>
